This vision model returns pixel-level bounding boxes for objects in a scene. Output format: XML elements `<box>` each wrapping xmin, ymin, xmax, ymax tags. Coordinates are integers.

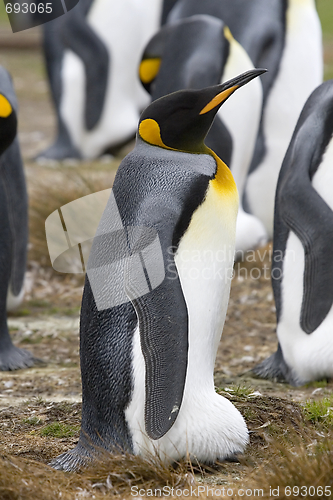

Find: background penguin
<box><xmin>167</xmin><ymin>0</ymin><xmax>323</xmax><ymax>238</ymax></box>
<box><xmin>139</xmin><ymin>15</ymin><xmax>267</xmax><ymax>254</ymax></box>
<box><xmin>39</xmin><ymin>0</ymin><xmax>173</xmax><ymax>160</ymax></box>
<box><xmin>51</xmin><ymin>69</ymin><xmax>265</xmax><ymax>471</ymax></box>
<box><xmin>0</xmin><ymin>67</ymin><xmax>33</xmax><ymax>371</ymax></box>
<box><xmin>253</xmin><ymin>80</ymin><xmax>333</xmax><ymax>386</ymax></box>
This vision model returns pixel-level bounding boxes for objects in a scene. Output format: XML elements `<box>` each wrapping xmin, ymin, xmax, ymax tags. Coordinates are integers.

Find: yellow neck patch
<box><xmin>0</xmin><ymin>95</ymin><xmax>12</xmax><ymax>118</ymax></box>
<box><xmin>208</xmin><ymin>148</ymin><xmax>238</xmax><ymax>200</ymax></box>
<box><xmin>139</xmin><ymin>58</ymin><xmax>161</xmax><ymax>84</ymax></box>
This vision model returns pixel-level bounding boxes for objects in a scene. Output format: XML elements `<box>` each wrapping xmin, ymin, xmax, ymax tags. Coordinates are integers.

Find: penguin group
<box><xmin>2</xmin><ymin>0</ymin><xmax>332</xmax><ymax>472</ymax></box>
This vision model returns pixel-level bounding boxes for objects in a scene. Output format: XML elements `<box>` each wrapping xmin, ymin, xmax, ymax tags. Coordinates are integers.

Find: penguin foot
<box><xmin>35</xmin><ymin>142</ymin><xmax>81</xmax><ymax>162</ymax></box>
<box><xmin>252</xmin><ymin>350</ymin><xmax>300</xmax><ymax>386</ymax></box>
<box><xmin>0</xmin><ymin>345</ymin><xmax>38</xmax><ymax>371</ymax></box>
<box><xmin>222</xmin><ymin>454</ymin><xmax>241</xmax><ymax>463</ymax></box>
<box><xmin>50</xmin><ymin>444</ymin><xmax>94</xmax><ymax>472</ymax></box>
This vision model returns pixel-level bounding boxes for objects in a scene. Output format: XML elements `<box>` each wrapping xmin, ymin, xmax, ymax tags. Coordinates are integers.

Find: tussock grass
<box><xmin>248</xmin><ymin>438</ymin><xmax>333</xmax><ymax>499</ymax></box>
<box><xmin>28</xmin><ymin>170</ymin><xmax>114</xmax><ymax>268</ymax></box>
<box><xmin>0</xmin><ymin>451</ymin><xmax>194</xmax><ymax>500</ymax></box>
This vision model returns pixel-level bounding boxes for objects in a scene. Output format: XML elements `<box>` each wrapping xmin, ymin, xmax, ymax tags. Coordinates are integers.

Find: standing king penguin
<box><xmin>139</xmin><ymin>14</ymin><xmax>267</xmax><ymax>254</ymax></box>
<box><xmin>39</xmin><ymin>0</ymin><xmax>175</xmax><ymax>160</ymax></box>
<box><xmin>51</xmin><ymin>69</ymin><xmax>265</xmax><ymax>471</ymax></box>
<box><xmin>0</xmin><ymin>67</ymin><xmax>32</xmax><ymax>370</ymax></box>
<box><xmin>167</xmin><ymin>0</ymin><xmax>323</xmax><ymax>238</ymax></box>
<box><xmin>254</xmin><ymin>80</ymin><xmax>333</xmax><ymax>386</ymax></box>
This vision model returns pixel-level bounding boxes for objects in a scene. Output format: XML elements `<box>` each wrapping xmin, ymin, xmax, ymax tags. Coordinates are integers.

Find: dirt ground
<box><xmin>0</xmin><ymin>45</ymin><xmax>333</xmax><ymax>497</ymax></box>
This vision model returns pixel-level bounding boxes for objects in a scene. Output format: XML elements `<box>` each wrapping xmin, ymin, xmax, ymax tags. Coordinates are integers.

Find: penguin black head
<box><xmin>139</xmin><ymin>69</ymin><xmax>266</xmax><ymax>154</ymax></box>
<box><xmin>0</xmin><ymin>93</ymin><xmax>17</xmax><ymax>156</ymax></box>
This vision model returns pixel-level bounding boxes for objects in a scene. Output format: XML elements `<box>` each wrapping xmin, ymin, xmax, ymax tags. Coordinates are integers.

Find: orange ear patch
<box><xmin>139</xmin><ymin>58</ymin><xmax>161</xmax><ymax>84</ymax></box>
<box><xmin>139</xmin><ymin>118</ymin><xmax>167</xmax><ymax>148</ymax></box>
<box><xmin>0</xmin><ymin>95</ymin><xmax>12</xmax><ymax>118</ymax></box>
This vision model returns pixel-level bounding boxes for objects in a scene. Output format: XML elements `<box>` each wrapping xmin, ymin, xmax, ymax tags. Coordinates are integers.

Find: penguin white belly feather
<box><xmin>126</xmin><ymin>173</ymin><xmax>248</xmax><ymax>461</ymax></box>
<box><xmin>61</xmin><ymin>0</ymin><xmax>163</xmax><ymax>159</ymax></box>
<box><xmin>278</xmin><ymin>138</ymin><xmax>333</xmax><ymax>384</ymax></box>
<box><xmin>246</xmin><ymin>0</ymin><xmax>323</xmax><ymax>237</ymax></box>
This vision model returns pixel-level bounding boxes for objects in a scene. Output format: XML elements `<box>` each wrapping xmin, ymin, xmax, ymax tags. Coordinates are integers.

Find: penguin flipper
<box><xmin>276</xmin><ymin>113</ymin><xmax>333</xmax><ymax>334</ymax></box>
<box><xmin>61</xmin><ymin>4</ymin><xmax>109</xmax><ymax>131</ymax></box>
<box><xmin>1</xmin><ymin>139</ymin><xmax>27</xmax><ymax>300</ymax></box>
<box><xmin>123</xmin><ymin>224</ymin><xmax>188</xmax><ymax>440</ymax></box>
<box><xmin>127</xmin><ymin>272</ymin><xmax>188</xmax><ymax>440</ymax></box>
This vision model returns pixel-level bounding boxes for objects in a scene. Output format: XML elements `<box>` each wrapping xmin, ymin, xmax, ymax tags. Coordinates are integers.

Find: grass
<box><xmin>39</xmin><ymin>422</ymin><xmax>80</xmax><ymax>438</ymax></box>
<box><xmin>28</xmin><ymin>169</ymin><xmax>115</xmax><ymax>268</ymax></box>
<box><xmin>22</xmin><ymin>415</ymin><xmax>42</xmax><ymax>426</ymax></box>
<box><xmin>218</xmin><ymin>384</ymin><xmax>255</xmax><ymax>398</ymax></box>
<box><xmin>304</xmin><ymin>397</ymin><xmax>333</xmax><ymax>426</ymax></box>
<box><xmin>248</xmin><ymin>438</ymin><xmax>333</xmax><ymax>497</ymax></box>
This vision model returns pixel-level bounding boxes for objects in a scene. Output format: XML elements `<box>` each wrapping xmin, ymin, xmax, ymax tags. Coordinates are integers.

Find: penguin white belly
<box><xmin>125</xmin><ymin>182</ymin><xmax>248</xmax><ymax>461</ymax></box>
<box><xmin>61</xmin><ymin>0</ymin><xmax>162</xmax><ymax>159</ymax></box>
<box><xmin>278</xmin><ymin>138</ymin><xmax>333</xmax><ymax>384</ymax></box>
<box><xmin>246</xmin><ymin>0</ymin><xmax>323</xmax><ymax>237</ymax></box>
<box><xmin>218</xmin><ymin>35</ymin><xmax>267</xmax><ymax>254</ymax></box>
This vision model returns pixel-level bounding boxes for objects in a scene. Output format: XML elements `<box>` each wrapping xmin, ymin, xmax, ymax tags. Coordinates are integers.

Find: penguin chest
<box><xmin>174</xmin><ymin>180</ymin><xmax>238</xmax><ymax>377</ymax></box>
<box><xmin>278</xmin><ymin>137</ymin><xmax>333</xmax><ymax>383</ymax></box>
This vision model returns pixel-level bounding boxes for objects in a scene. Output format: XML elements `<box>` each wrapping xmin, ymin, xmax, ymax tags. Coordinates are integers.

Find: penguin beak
<box><xmin>199</xmin><ymin>68</ymin><xmax>267</xmax><ymax>115</ymax></box>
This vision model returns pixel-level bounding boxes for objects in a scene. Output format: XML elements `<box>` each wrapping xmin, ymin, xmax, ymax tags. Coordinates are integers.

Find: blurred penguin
<box><xmin>0</xmin><ymin>66</ymin><xmax>33</xmax><ymax>371</ymax></box>
<box><xmin>39</xmin><ymin>0</ymin><xmax>175</xmax><ymax>160</ymax></box>
<box><xmin>139</xmin><ymin>15</ymin><xmax>267</xmax><ymax>254</ymax></box>
<box><xmin>254</xmin><ymin>80</ymin><xmax>333</xmax><ymax>386</ymax></box>
<box><xmin>168</xmin><ymin>0</ymin><xmax>323</xmax><ymax>237</ymax></box>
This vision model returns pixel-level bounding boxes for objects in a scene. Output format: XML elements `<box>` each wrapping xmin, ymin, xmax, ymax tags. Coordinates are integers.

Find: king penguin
<box><xmin>253</xmin><ymin>80</ymin><xmax>333</xmax><ymax>386</ymax></box>
<box><xmin>51</xmin><ymin>69</ymin><xmax>265</xmax><ymax>471</ymax></box>
<box><xmin>139</xmin><ymin>14</ymin><xmax>267</xmax><ymax>254</ymax></box>
<box><xmin>39</xmin><ymin>0</ymin><xmax>173</xmax><ymax>160</ymax></box>
<box><xmin>0</xmin><ymin>67</ymin><xmax>32</xmax><ymax>371</ymax></box>
<box><xmin>167</xmin><ymin>0</ymin><xmax>323</xmax><ymax>238</ymax></box>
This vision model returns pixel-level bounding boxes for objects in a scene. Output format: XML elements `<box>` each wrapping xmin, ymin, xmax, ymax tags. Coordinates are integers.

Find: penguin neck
<box><xmin>206</xmin><ymin>147</ymin><xmax>238</xmax><ymax>200</ymax></box>
<box><xmin>138</xmin><ymin>120</ymin><xmax>238</xmax><ymax>198</ymax></box>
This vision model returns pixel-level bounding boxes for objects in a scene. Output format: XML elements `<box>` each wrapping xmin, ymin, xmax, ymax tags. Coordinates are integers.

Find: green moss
<box><xmin>39</xmin><ymin>422</ymin><xmax>80</xmax><ymax>438</ymax></box>
<box><xmin>27</xmin><ymin>299</ymin><xmax>52</xmax><ymax>309</ymax></box>
<box><xmin>224</xmin><ymin>384</ymin><xmax>254</xmax><ymax>398</ymax></box>
<box><xmin>21</xmin><ymin>335</ymin><xmax>43</xmax><ymax>345</ymax></box>
<box><xmin>304</xmin><ymin>397</ymin><xmax>333</xmax><ymax>426</ymax></box>
<box><xmin>9</xmin><ymin>308</ymin><xmax>31</xmax><ymax>317</ymax></box>
<box><xmin>22</xmin><ymin>416</ymin><xmax>42</xmax><ymax>426</ymax></box>
<box><xmin>305</xmin><ymin>379</ymin><xmax>328</xmax><ymax>389</ymax></box>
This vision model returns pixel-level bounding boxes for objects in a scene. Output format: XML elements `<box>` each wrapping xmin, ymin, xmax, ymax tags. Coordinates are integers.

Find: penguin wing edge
<box><xmin>125</xmin><ymin>234</ymin><xmax>188</xmax><ymax>440</ymax></box>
